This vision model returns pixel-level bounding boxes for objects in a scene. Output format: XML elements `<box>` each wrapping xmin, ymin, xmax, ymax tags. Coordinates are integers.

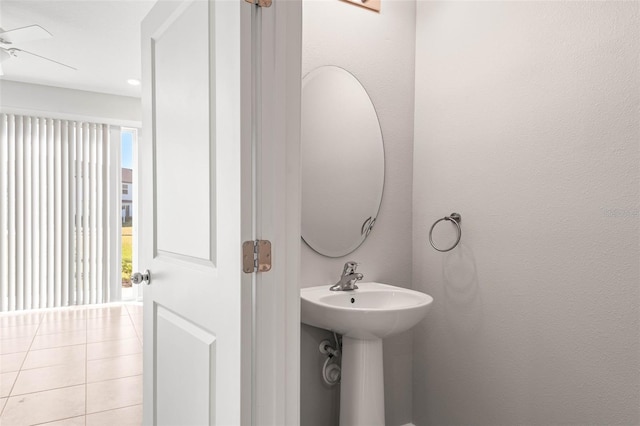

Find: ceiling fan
<box><xmin>0</xmin><ymin>24</ymin><xmax>77</xmax><ymax>76</ymax></box>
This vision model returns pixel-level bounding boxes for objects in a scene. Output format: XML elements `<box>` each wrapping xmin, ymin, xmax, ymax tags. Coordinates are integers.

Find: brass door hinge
<box><xmin>244</xmin><ymin>0</ymin><xmax>272</xmax><ymax>7</ymax></box>
<box><xmin>243</xmin><ymin>240</ymin><xmax>272</xmax><ymax>273</ymax></box>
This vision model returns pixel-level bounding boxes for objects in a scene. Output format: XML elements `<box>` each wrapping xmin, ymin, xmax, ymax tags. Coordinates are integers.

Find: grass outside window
<box><xmin>122</xmin><ymin>226</ymin><xmax>133</xmax><ymax>286</ymax></box>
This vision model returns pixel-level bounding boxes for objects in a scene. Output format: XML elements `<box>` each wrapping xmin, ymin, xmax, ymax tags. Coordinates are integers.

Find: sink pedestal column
<box><xmin>340</xmin><ymin>336</ymin><xmax>385</xmax><ymax>426</ymax></box>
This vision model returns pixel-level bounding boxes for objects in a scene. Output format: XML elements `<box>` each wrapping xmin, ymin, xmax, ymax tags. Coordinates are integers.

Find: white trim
<box><xmin>253</xmin><ymin>0</ymin><xmax>302</xmax><ymax>424</ymax></box>
<box><xmin>281</xmin><ymin>1</ymin><xmax>303</xmax><ymax>423</ymax></box>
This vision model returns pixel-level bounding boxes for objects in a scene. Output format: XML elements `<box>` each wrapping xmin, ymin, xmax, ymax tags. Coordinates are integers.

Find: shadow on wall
<box><xmin>442</xmin><ymin>244</ymin><xmax>482</xmax><ymax>337</ymax></box>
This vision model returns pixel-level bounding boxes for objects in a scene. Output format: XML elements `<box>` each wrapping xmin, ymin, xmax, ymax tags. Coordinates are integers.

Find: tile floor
<box><xmin>0</xmin><ymin>303</ymin><xmax>143</xmax><ymax>426</ymax></box>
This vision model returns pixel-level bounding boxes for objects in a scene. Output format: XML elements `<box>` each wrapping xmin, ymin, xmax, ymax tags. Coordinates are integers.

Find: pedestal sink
<box><xmin>301</xmin><ymin>282</ymin><xmax>433</xmax><ymax>426</ymax></box>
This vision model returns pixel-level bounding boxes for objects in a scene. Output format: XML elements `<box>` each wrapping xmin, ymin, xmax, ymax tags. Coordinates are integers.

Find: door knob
<box><xmin>131</xmin><ymin>270</ymin><xmax>151</xmax><ymax>285</ymax></box>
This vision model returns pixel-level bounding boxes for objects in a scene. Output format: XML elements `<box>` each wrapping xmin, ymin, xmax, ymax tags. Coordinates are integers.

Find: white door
<box><xmin>139</xmin><ymin>1</ymin><xmax>252</xmax><ymax>424</ymax></box>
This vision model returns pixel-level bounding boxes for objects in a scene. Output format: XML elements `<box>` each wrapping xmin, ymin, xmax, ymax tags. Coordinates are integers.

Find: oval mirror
<box><xmin>301</xmin><ymin>66</ymin><xmax>385</xmax><ymax>257</ymax></box>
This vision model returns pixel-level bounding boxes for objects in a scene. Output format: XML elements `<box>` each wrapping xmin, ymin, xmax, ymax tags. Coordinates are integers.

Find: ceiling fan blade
<box><xmin>0</xmin><ymin>47</ymin><xmax>10</xmax><ymax>62</ymax></box>
<box><xmin>0</xmin><ymin>25</ymin><xmax>52</xmax><ymax>44</ymax></box>
<box><xmin>10</xmin><ymin>48</ymin><xmax>76</xmax><ymax>71</ymax></box>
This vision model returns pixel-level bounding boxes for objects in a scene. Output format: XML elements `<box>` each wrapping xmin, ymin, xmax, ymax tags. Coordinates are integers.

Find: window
<box><xmin>121</xmin><ymin>129</ymin><xmax>138</xmax><ymax>300</ymax></box>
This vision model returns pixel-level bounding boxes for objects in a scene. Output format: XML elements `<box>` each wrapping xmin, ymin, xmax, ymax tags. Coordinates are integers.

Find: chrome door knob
<box><xmin>131</xmin><ymin>270</ymin><xmax>151</xmax><ymax>285</ymax></box>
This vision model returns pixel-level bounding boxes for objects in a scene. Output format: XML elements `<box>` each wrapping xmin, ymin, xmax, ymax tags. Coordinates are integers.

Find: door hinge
<box><xmin>243</xmin><ymin>240</ymin><xmax>272</xmax><ymax>273</ymax></box>
<box><xmin>244</xmin><ymin>0</ymin><xmax>272</xmax><ymax>7</ymax></box>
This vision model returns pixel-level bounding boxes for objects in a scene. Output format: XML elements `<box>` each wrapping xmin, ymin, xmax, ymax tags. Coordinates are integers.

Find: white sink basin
<box><xmin>300</xmin><ymin>282</ymin><xmax>433</xmax><ymax>426</ymax></box>
<box><xmin>301</xmin><ymin>282</ymin><xmax>433</xmax><ymax>340</ymax></box>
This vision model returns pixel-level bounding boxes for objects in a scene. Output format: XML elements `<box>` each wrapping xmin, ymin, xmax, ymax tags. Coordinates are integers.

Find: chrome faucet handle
<box><xmin>330</xmin><ymin>262</ymin><xmax>363</xmax><ymax>291</ymax></box>
<box><xmin>343</xmin><ymin>261</ymin><xmax>359</xmax><ymax>275</ymax></box>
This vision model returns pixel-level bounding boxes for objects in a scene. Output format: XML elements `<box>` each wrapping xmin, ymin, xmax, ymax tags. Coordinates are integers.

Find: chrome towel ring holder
<box><xmin>429</xmin><ymin>213</ymin><xmax>462</xmax><ymax>252</ymax></box>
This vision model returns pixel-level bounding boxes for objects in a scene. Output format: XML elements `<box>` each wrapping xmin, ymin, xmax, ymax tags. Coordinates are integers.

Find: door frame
<box><xmin>251</xmin><ymin>0</ymin><xmax>302</xmax><ymax>423</ymax></box>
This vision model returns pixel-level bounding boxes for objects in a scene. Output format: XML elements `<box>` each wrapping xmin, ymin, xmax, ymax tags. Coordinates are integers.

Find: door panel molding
<box><xmin>156</xmin><ymin>304</ymin><xmax>216</xmax><ymax>425</ymax></box>
<box><xmin>155</xmin><ymin>251</ymin><xmax>216</xmax><ymax>271</ymax></box>
<box><xmin>151</xmin><ymin>0</ymin><xmax>216</xmax><ymax>264</ymax></box>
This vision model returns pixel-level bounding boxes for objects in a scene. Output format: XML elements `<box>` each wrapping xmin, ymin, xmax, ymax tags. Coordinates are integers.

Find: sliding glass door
<box><xmin>0</xmin><ymin>114</ymin><xmax>121</xmax><ymax>311</ymax></box>
<box><xmin>120</xmin><ymin>128</ymin><xmax>139</xmax><ymax>302</ymax></box>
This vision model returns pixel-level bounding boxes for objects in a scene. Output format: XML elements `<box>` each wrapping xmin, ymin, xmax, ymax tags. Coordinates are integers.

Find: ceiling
<box><xmin>0</xmin><ymin>1</ymin><xmax>155</xmax><ymax>98</ymax></box>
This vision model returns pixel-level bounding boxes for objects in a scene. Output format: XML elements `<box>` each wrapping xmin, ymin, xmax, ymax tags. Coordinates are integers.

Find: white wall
<box><xmin>0</xmin><ymin>80</ymin><xmax>141</xmax><ymax>126</ymax></box>
<box><xmin>412</xmin><ymin>2</ymin><xmax>639</xmax><ymax>425</ymax></box>
<box><xmin>301</xmin><ymin>0</ymin><xmax>416</xmax><ymax>424</ymax></box>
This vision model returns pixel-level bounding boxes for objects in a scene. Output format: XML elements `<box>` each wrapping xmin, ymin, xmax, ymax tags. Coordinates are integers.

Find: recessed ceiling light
<box><xmin>127</xmin><ymin>79</ymin><xmax>141</xmax><ymax>86</ymax></box>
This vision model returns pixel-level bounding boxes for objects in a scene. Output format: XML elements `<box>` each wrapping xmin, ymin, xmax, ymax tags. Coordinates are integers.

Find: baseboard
<box><xmin>400</xmin><ymin>423</ymin><xmax>416</xmax><ymax>426</ymax></box>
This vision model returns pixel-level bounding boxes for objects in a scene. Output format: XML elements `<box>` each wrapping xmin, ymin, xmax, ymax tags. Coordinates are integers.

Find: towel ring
<box><xmin>429</xmin><ymin>213</ymin><xmax>462</xmax><ymax>252</ymax></box>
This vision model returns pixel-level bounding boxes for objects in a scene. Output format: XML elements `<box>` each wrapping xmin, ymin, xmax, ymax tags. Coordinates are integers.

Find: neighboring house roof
<box><xmin>122</xmin><ymin>168</ymin><xmax>133</xmax><ymax>184</ymax></box>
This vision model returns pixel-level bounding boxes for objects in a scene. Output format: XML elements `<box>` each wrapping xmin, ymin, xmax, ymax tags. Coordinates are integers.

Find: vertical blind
<box><xmin>0</xmin><ymin>114</ymin><xmax>120</xmax><ymax>311</ymax></box>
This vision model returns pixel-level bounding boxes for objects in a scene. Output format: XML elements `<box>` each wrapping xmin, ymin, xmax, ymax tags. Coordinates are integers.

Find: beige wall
<box><xmin>301</xmin><ymin>0</ymin><xmax>417</xmax><ymax>424</ymax></box>
<box><xmin>412</xmin><ymin>2</ymin><xmax>639</xmax><ymax>424</ymax></box>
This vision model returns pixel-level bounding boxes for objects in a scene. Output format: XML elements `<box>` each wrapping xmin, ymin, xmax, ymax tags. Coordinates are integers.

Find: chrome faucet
<box><xmin>330</xmin><ymin>261</ymin><xmax>363</xmax><ymax>291</ymax></box>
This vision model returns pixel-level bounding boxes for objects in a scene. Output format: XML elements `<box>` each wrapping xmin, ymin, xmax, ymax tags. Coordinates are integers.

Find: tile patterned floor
<box><xmin>0</xmin><ymin>303</ymin><xmax>143</xmax><ymax>426</ymax></box>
